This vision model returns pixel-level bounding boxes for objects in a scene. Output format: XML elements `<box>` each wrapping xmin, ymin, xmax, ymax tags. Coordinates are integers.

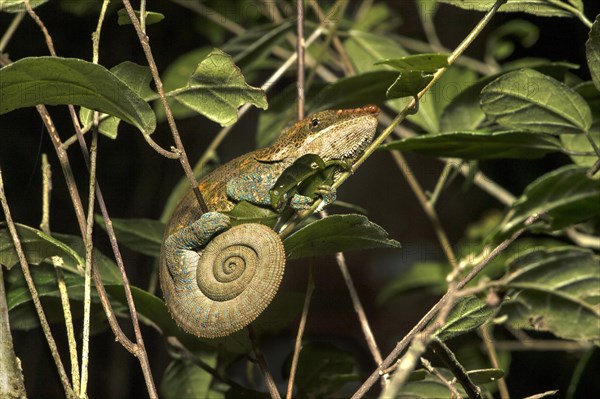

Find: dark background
<box><xmin>1</xmin><ymin>0</ymin><xmax>599</xmax><ymax>398</ymax></box>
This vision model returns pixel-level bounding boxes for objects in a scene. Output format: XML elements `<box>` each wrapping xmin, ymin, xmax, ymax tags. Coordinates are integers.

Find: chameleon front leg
<box><xmin>163</xmin><ymin>212</ymin><xmax>231</xmax><ymax>288</ymax></box>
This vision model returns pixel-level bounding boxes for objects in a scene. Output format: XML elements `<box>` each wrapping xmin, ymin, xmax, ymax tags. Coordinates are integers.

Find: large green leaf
<box><xmin>381</xmin><ymin>131</ymin><xmax>562</xmax><ymax>160</ymax></box>
<box><xmin>167</xmin><ymin>49</ymin><xmax>267</xmax><ymax>126</ymax></box>
<box><xmin>561</xmin><ymin>82</ymin><xmax>600</xmax><ymax>167</ymax></box>
<box><xmin>481</xmin><ymin>68</ymin><xmax>592</xmax><ymax>135</ymax></box>
<box><xmin>586</xmin><ymin>15</ymin><xmax>600</xmax><ymax>91</ymax></box>
<box><xmin>0</xmin><ymin>57</ymin><xmax>156</xmax><ymax>135</ymax></box>
<box><xmin>0</xmin><ymin>223</ymin><xmax>82</xmax><ymax>271</ymax></box>
<box><xmin>283</xmin><ymin>214</ymin><xmax>400</xmax><ymax>260</ymax></box>
<box><xmin>437</xmin><ymin>0</ymin><xmax>572</xmax><ymax>17</ymax></box>
<box><xmin>440</xmin><ymin>62</ymin><xmax>578</xmax><ymax>132</ymax></box>
<box><xmin>490</xmin><ymin>165</ymin><xmax>600</xmax><ymax>241</ymax></box>
<box><xmin>0</xmin><ymin>0</ymin><xmax>48</xmax><ymax>12</ymax></box>
<box><xmin>499</xmin><ymin>246</ymin><xmax>600</xmax><ymax>343</ymax></box>
<box><xmin>80</xmin><ymin>61</ymin><xmax>156</xmax><ymax>139</ymax></box>
<box><xmin>95</xmin><ymin>216</ymin><xmax>165</xmax><ymax>258</ymax></box>
<box><xmin>154</xmin><ymin>47</ymin><xmax>212</xmax><ymax>121</ymax></box>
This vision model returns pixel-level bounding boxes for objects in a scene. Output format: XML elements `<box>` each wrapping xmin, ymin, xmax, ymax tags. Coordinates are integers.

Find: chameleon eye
<box><xmin>310</xmin><ymin>118</ymin><xmax>320</xmax><ymax>130</ymax></box>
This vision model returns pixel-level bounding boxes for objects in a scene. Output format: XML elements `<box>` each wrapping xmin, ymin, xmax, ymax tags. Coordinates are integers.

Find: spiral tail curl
<box><xmin>163</xmin><ymin>223</ymin><xmax>285</xmax><ymax>338</ymax></box>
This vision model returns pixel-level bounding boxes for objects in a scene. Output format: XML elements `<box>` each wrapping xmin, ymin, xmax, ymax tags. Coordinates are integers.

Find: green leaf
<box><xmin>160</xmin><ymin>357</ymin><xmax>220</xmax><ymax>399</ymax></box>
<box><xmin>434</xmin><ymin>296</ymin><xmax>496</xmax><ymax>341</ymax></box>
<box><xmin>381</xmin><ymin>131</ymin><xmax>563</xmax><ymax>160</ymax></box>
<box><xmin>155</xmin><ymin>47</ymin><xmax>213</xmax><ymax>122</ymax></box>
<box><xmin>587</xmin><ymin>15</ymin><xmax>600</xmax><ymax>91</ymax></box>
<box><xmin>437</xmin><ymin>0</ymin><xmax>572</xmax><ymax>17</ymax></box>
<box><xmin>290</xmin><ymin>342</ymin><xmax>359</xmax><ymax>398</ymax></box>
<box><xmin>5</xmin><ymin>264</ymin><xmax>108</xmax><ymax>331</ymax></box>
<box><xmin>283</xmin><ymin>214</ymin><xmax>400</xmax><ymax>260</ymax></box>
<box><xmin>378</xmin><ymin>261</ymin><xmax>450</xmax><ymax>304</ymax></box>
<box><xmin>0</xmin><ymin>57</ymin><xmax>156</xmax><ymax>135</ymax></box>
<box><xmin>376</xmin><ymin>53</ymin><xmax>449</xmax><ymax>71</ymax></box>
<box><xmin>167</xmin><ymin>48</ymin><xmax>267</xmax><ymax>126</ymax></box>
<box><xmin>0</xmin><ymin>0</ymin><xmax>48</xmax><ymax>13</ymax></box>
<box><xmin>116</xmin><ymin>9</ymin><xmax>165</xmax><ymax>26</ymax></box>
<box><xmin>343</xmin><ymin>30</ymin><xmax>408</xmax><ymax>74</ymax></box>
<box><xmin>314</xmin><ymin>70</ymin><xmax>403</xmax><ymax>110</ymax></box>
<box><xmin>499</xmin><ymin>246</ymin><xmax>600</xmax><ymax>343</ymax></box>
<box><xmin>481</xmin><ymin>69</ymin><xmax>592</xmax><ymax>135</ymax></box>
<box><xmin>561</xmin><ymin>82</ymin><xmax>600</xmax><ymax>167</ymax></box>
<box><xmin>80</xmin><ymin>61</ymin><xmax>156</xmax><ymax>139</ymax></box>
<box><xmin>0</xmin><ymin>223</ymin><xmax>83</xmax><ymax>270</ymax></box>
<box><xmin>440</xmin><ymin>62</ymin><xmax>578</xmax><ymax>132</ymax></box>
<box><xmin>491</xmin><ymin>165</ymin><xmax>600</xmax><ymax>241</ymax></box>
<box><xmin>94</xmin><ymin>216</ymin><xmax>165</xmax><ymax>258</ymax></box>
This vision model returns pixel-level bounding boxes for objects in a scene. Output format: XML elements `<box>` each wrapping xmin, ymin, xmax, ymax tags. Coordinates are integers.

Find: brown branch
<box><xmin>431</xmin><ymin>338</ymin><xmax>482</xmax><ymax>399</ymax></box>
<box><xmin>248</xmin><ymin>326</ymin><xmax>281</xmax><ymax>399</ymax></box>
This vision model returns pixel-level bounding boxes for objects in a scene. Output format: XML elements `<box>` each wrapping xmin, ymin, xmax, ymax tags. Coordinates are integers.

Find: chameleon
<box><xmin>159</xmin><ymin>105</ymin><xmax>380</xmax><ymax>338</ymax></box>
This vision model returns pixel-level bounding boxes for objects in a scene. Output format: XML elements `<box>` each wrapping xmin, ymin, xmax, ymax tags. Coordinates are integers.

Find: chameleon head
<box><xmin>256</xmin><ymin>105</ymin><xmax>380</xmax><ymax>165</ymax></box>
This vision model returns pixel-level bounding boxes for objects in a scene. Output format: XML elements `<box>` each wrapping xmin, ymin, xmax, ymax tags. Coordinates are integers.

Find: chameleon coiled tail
<box><xmin>160</xmin><ymin>223</ymin><xmax>285</xmax><ymax>338</ymax></box>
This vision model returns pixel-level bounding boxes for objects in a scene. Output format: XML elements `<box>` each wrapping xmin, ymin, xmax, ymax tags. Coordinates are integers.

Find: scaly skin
<box><xmin>160</xmin><ymin>105</ymin><xmax>380</xmax><ymax>338</ymax></box>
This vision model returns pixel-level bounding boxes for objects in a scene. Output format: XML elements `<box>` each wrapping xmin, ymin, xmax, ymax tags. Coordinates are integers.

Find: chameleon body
<box><xmin>160</xmin><ymin>105</ymin><xmax>380</xmax><ymax>338</ymax></box>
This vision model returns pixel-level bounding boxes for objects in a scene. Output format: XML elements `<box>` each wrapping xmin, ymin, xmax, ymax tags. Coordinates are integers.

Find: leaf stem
<box><xmin>0</xmin><ymin>11</ymin><xmax>25</xmax><ymax>52</ymax></box>
<box><xmin>545</xmin><ymin>0</ymin><xmax>592</xmax><ymax>28</ymax></box>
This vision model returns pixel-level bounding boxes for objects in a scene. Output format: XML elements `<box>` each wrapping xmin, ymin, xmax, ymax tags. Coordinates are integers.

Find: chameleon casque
<box><xmin>159</xmin><ymin>105</ymin><xmax>380</xmax><ymax>338</ymax></box>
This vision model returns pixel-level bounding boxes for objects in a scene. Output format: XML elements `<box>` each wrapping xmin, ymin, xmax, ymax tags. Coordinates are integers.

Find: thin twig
<box><xmin>0</xmin><ymin>166</ymin><xmax>74</xmax><ymax>398</ymax></box>
<box><xmin>479</xmin><ymin>325</ymin><xmax>510</xmax><ymax>399</ymax></box>
<box><xmin>248</xmin><ymin>326</ymin><xmax>281</xmax><ymax>399</ymax></box>
<box><xmin>122</xmin><ymin>0</ymin><xmax>208</xmax><ymax>213</ymax></box>
<box><xmin>351</xmin><ymin>212</ymin><xmax>539</xmax><ymax>398</ymax></box>
<box><xmin>333</xmin><ymin>248</ymin><xmax>383</xmax><ymax>366</ymax></box>
<box><xmin>296</xmin><ymin>0</ymin><xmax>305</xmax><ymax>119</ymax></box>
<box><xmin>421</xmin><ymin>357</ymin><xmax>461</xmax><ymax>399</ymax></box>
<box><xmin>379</xmin><ymin>335</ymin><xmax>426</xmax><ymax>398</ymax></box>
<box><xmin>387</xmin><ymin>145</ymin><xmax>459</xmax><ymax>270</ymax></box>
<box><xmin>0</xmin><ymin>11</ymin><xmax>25</xmax><ymax>52</ymax></box>
<box><xmin>79</xmin><ymin>128</ymin><xmax>97</xmax><ymax>398</ymax></box>
<box><xmin>431</xmin><ymin>338</ymin><xmax>482</xmax><ymax>399</ymax></box>
<box><xmin>40</xmin><ymin>155</ymin><xmax>81</xmax><ymax>396</ymax></box>
<box><xmin>286</xmin><ymin>264</ymin><xmax>314</xmax><ymax>399</ymax></box>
